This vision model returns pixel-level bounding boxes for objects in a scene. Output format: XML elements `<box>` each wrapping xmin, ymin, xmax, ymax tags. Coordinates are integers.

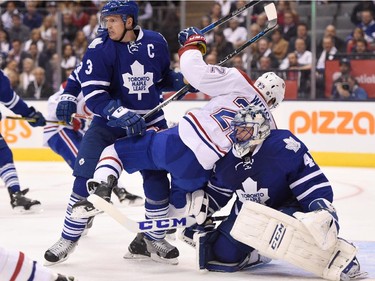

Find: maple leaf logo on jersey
<box><xmin>283</xmin><ymin>136</ymin><xmax>301</xmax><ymax>152</ymax></box>
<box><xmin>236</xmin><ymin>177</ymin><xmax>270</xmax><ymax>204</ymax></box>
<box><xmin>122</xmin><ymin>61</ymin><xmax>154</xmax><ymax>100</ymax></box>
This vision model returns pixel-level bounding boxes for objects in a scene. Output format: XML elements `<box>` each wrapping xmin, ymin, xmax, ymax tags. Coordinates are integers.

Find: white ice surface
<box><xmin>0</xmin><ymin>162</ymin><xmax>374</xmax><ymax>281</ymax></box>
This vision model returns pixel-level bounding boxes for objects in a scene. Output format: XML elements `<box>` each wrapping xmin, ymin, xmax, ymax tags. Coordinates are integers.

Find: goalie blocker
<box><xmin>230</xmin><ymin>201</ymin><xmax>367</xmax><ymax>281</ymax></box>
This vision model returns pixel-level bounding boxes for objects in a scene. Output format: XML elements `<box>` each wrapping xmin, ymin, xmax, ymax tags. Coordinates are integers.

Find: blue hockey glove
<box><xmin>56</xmin><ymin>93</ymin><xmax>78</xmax><ymax>124</ymax></box>
<box><xmin>26</xmin><ymin>107</ymin><xmax>46</xmax><ymax>127</ymax></box>
<box><xmin>178</xmin><ymin>26</ymin><xmax>207</xmax><ymax>55</ymax></box>
<box><xmin>104</xmin><ymin>100</ymin><xmax>146</xmax><ymax>137</ymax></box>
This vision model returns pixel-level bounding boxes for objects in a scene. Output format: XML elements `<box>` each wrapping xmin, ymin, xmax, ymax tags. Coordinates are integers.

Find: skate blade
<box><xmin>150</xmin><ymin>253</ymin><xmax>179</xmax><ymax>265</ymax></box>
<box><xmin>70</xmin><ymin>206</ymin><xmax>102</xmax><ymax>219</ymax></box>
<box><xmin>44</xmin><ymin>255</ymin><xmax>69</xmax><ymax>266</ymax></box>
<box><xmin>13</xmin><ymin>204</ymin><xmax>43</xmax><ymax>214</ymax></box>
<box><xmin>120</xmin><ymin>198</ymin><xmax>144</xmax><ymax>207</ymax></box>
<box><xmin>123</xmin><ymin>251</ymin><xmax>151</xmax><ymax>260</ymax></box>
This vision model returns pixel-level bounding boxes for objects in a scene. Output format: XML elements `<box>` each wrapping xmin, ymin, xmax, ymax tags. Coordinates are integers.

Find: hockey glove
<box><xmin>179</xmin><ymin>218</ymin><xmax>216</xmax><ymax>248</ymax></box>
<box><xmin>187</xmin><ymin>189</ymin><xmax>209</xmax><ymax>225</ymax></box>
<box><xmin>56</xmin><ymin>93</ymin><xmax>78</xmax><ymax>124</ymax></box>
<box><xmin>104</xmin><ymin>100</ymin><xmax>146</xmax><ymax>137</ymax></box>
<box><xmin>293</xmin><ymin>198</ymin><xmax>339</xmax><ymax>250</ymax></box>
<box><xmin>178</xmin><ymin>27</ymin><xmax>207</xmax><ymax>55</ymax></box>
<box><xmin>26</xmin><ymin>107</ymin><xmax>46</xmax><ymax>127</ymax></box>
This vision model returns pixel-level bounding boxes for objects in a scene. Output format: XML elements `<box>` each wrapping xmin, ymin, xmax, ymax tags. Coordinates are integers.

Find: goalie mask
<box><xmin>101</xmin><ymin>0</ymin><xmax>139</xmax><ymax>29</ymax></box>
<box><xmin>254</xmin><ymin>72</ymin><xmax>285</xmax><ymax>110</ymax></box>
<box><xmin>230</xmin><ymin>105</ymin><xmax>271</xmax><ymax>157</ymax></box>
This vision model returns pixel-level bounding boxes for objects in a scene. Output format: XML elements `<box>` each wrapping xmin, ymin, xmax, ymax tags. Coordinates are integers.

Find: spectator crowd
<box><xmin>0</xmin><ymin>0</ymin><xmax>374</xmax><ymax>101</ymax></box>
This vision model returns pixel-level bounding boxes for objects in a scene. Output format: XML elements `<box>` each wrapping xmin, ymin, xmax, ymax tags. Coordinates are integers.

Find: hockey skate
<box><xmin>44</xmin><ymin>237</ymin><xmax>78</xmax><ymax>266</ymax></box>
<box><xmin>8</xmin><ymin>188</ymin><xmax>41</xmax><ymax>213</ymax></box>
<box><xmin>124</xmin><ymin>233</ymin><xmax>179</xmax><ymax>265</ymax></box>
<box><xmin>55</xmin><ymin>274</ymin><xmax>76</xmax><ymax>281</ymax></box>
<box><xmin>71</xmin><ymin>175</ymin><xmax>117</xmax><ymax>219</ymax></box>
<box><xmin>340</xmin><ymin>257</ymin><xmax>368</xmax><ymax>280</ymax></box>
<box><xmin>112</xmin><ymin>186</ymin><xmax>144</xmax><ymax>206</ymax></box>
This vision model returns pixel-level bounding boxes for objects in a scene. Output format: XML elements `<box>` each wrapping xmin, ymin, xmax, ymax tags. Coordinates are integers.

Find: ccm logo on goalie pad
<box><xmin>270</xmin><ymin>223</ymin><xmax>287</xmax><ymax>250</ymax></box>
<box><xmin>138</xmin><ymin>217</ymin><xmax>189</xmax><ymax>230</ymax></box>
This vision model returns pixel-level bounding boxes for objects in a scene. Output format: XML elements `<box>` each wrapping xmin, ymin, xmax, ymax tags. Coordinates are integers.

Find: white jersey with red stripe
<box><xmin>178</xmin><ymin>48</ymin><xmax>276</xmax><ymax>170</ymax></box>
<box><xmin>0</xmin><ymin>246</ymin><xmax>57</xmax><ymax>281</ymax></box>
<box><xmin>43</xmin><ymin>84</ymin><xmax>92</xmax><ymax>146</ymax></box>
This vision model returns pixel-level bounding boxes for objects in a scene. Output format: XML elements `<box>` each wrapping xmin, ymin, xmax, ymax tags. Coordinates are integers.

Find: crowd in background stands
<box><xmin>0</xmin><ymin>0</ymin><xmax>374</xmax><ymax>101</ymax></box>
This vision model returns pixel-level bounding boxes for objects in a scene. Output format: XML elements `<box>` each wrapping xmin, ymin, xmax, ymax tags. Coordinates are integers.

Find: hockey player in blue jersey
<box><xmin>0</xmin><ymin>69</ymin><xmax>46</xmax><ymax>212</ymax></box>
<box><xmin>44</xmin><ymin>0</ymin><xmax>190</xmax><ymax>265</ymax></box>
<box><xmin>44</xmin><ymin>67</ymin><xmax>143</xmax><ymax>206</ymax></box>
<box><xmin>181</xmin><ymin>105</ymin><xmax>366</xmax><ymax>280</ymax></box>
<box><xmin>70</xmin><ymin>25</ymin><xmax>285</xmax><ymax>265</ymax></box>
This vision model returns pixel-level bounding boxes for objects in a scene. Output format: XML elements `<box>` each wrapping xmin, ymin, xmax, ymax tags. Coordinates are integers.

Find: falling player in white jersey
<box><xmin>71</xmin><ymin>26</ymin><xmax>285</xmax><ymax>264</ymax></box>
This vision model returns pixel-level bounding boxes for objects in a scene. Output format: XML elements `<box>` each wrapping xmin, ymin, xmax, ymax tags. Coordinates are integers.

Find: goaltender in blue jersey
<box><xmin>183</xmin><ymin>105</ymin><xmax>366</xmax><ymax>280</ymax></box>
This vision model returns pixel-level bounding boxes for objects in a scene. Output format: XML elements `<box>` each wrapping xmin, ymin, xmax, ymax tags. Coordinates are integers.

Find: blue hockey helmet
<box><xmin>230</xmin><ymin>105</ymin><xmax>271</xmax><ymax>157</ymax></box>
<box><xmin>101</xmin><ymin>0</ymin><xmax>139</xmax><ymax>27</ymax></box>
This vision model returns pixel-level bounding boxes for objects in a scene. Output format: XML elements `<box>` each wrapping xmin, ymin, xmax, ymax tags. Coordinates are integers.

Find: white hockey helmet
<box><xmin>254</xmin><ymin>72</ymin><xmax>285</xmax><ymax>109</ymax></box>
<box><xmin>230</xmin><ymin>105</ymin><xmax>271</xmax><ymax>157</ymax></box>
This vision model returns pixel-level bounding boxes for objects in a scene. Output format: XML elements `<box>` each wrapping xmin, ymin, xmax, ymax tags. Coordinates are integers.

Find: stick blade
<box><xmin>87</xmin><ymin>194</ymin><xmax>139</xmax><ymax>232</ymax></box>
<box><xmin>264</xmin><ymin>2</ymin><xmax>278</xmax><ymax>28</ymax></box>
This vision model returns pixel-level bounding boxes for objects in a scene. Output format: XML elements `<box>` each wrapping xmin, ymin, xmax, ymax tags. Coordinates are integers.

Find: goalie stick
<box><xmin>87</xmin><ymin>194</ymin><xmax>226</xmax><ymax>232</ymax></box>
<box><xmin>143</xmin><ymin>2</ymin><xmax>278</xmax><ymax>120</ymax></box>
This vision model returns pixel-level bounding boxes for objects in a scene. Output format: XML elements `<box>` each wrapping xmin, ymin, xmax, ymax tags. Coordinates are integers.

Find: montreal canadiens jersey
<box><xmin>78</xmin><ymin>27</ymin><xmax>172</xmax><ymax>127</ymax></box>
<box><xmin>178</xmin><ymin>49</ymin><xmax>276</xmax><ymax>170</ymax></box>
<box><xmin>207</xmin><ymin>129</ymin><xmax>334</xmax><ymax>215</ymax></box>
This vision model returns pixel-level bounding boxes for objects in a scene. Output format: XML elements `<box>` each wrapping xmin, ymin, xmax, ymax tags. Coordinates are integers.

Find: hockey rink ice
<box><xmin>0</xmin><ymin>161</ymin><xmax>374</xmax><ymax>281</ymax></box>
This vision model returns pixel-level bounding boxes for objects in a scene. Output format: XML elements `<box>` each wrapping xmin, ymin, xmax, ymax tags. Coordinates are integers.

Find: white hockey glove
<box><xmin>293</xmin><ymin>198</ymin><xmax>339</xmax><ymax>250</ymax></box>
<box><xmin>186</xmin><ymin>190</ymin><xmax>209</xmax><ymax>225</ymax></box>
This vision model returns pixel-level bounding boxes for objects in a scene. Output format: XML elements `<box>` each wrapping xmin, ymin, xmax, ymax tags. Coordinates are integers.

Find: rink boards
<box><xmin>1</xmin><ymin>100</ymin><xmax>375</xmax><ymax>167</ymax></box>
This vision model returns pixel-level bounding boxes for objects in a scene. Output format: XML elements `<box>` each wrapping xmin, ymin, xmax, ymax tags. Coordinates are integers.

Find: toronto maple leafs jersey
<box><xmin>207</xmin><ymin>129</ymin><xmax>334</xmax><ymax>217</ymax></box>
<box><xmin>78</xmin><ymin>27</ymin><xmax>174</xmax><ymax>127</ymax></box>
<box><xmin>0</xmin><ymin>70</ymin><xmax>34</xmax><ymax>117</ymax></box>
<box><xmin>178</xmin><ymin>48</ymin><xmax>276</xmax><ymax>170</ymax></box>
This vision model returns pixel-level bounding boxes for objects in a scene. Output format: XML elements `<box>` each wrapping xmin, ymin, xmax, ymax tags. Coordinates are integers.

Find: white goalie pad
<box><xmin>230</xmin><ymin>201</ymin><xmax>357</xmax><ymax>281</ymax></box>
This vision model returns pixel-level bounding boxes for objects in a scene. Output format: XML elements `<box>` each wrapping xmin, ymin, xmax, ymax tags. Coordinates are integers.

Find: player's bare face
<box><xmin>103</xmin><ymin>15</ymin><xmax>125</xmax><ymax>41</ymax></box>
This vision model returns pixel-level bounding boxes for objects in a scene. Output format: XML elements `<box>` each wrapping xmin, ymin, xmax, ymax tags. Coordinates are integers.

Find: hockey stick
<box><xmin>88</xmin><ymin>194</ymin><xmax>227</xmax><ymax>232</ymax></box>
<box><xmin>143</xmin><ymin>2</ymin><xmax>277</xmax><ymax>120</ymax></box>
<box><xmin>5</xmin><ymin>116</ymin><xmax>66</xmax><ymax>125</ymax></box>
<box><xmin>200</xmin><ymin>0</ymin><xmax>260</xmax><ymax>34</ymax></box>
<box><xmin>88</xmin><ymin>194</ymin><xmax>195</xmax><ymax>232</ymax></box>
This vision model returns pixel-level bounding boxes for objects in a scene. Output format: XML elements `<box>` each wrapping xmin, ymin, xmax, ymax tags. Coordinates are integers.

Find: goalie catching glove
<box><xmin>178</xmin><ymin>27</ymin><xmax>207</xmax><ymax>55</ymax></box>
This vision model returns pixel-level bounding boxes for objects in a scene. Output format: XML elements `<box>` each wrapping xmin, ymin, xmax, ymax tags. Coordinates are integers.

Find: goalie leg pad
<box><xmin>230</xmin><ymin>201</ymin><xmax>363</xmax><ymax>281</ymax></box>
